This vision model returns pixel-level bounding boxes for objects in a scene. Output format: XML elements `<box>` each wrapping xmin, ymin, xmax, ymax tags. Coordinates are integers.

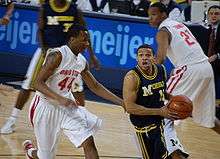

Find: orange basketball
<box><xmin>168</xmin><ymin>95</ymin><xmax>193</xmax><ymax>119</ymax></box>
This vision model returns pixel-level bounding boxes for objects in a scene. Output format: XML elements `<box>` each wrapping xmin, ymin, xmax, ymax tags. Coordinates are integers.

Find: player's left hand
<box><xmin>0</xmin><ymin>16</ymin><xmax>10</xmax><ymax>25</ymax></box>
<box><xmin>89</xmin><ymin>55</ymin><xmax>101</xmax><ymax>70</ymax></box>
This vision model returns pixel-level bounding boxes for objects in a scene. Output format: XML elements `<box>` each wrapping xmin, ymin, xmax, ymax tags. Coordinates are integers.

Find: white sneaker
<box><xmin>0</xmin><ymin>118</ymin><xmax>16</xmax><ymax>134</ymax></box>
<box><xmin>22</xmin><ymin>140</ymin><xmax>35</xmax><ymax>159</ymax></box>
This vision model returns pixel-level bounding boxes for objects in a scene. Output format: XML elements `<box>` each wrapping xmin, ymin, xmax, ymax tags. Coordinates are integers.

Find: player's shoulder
<box><xmin>78</xmin><ymin>53</ymin><xmax>86</xmax><ymax>62</ymax></box>
<box><xmin>46</xmin><ymin>48</ymin><xmax>62</xmax><ymax>58</ymax></box>
<box><xmin>125</xmin><ymin>69</ymin><xmax>140</xmax><ymax>81</ymax></box>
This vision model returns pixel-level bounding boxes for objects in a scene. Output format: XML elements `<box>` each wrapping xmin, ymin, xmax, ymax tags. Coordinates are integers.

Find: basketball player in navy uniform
<box><xmin>0</xmin><ymin>0</ymin><xmax>100</xmax><ymax>134</ymax></box>
<box><xmin>123</xmin><ymin>44</ymin><xmax>180</xmax><ymax>159</ymax></box>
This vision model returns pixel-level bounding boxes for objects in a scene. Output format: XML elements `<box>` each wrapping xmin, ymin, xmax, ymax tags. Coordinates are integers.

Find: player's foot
<box><xmin>22</xmin><ymin>140</ymin><xmax>35</xmax><ymax>159</ymax></box>
<box><xmin>0</xmin><ymin>117</ymin><xmax>16</xmax><ymax>134</ymax></box>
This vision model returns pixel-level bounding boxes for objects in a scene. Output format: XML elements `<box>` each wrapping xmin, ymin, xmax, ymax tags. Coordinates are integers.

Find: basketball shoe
<box><xmin>23</xmin><ymin>140</ymin><xmax>36</xmax><ymax>159</ymax></box>
<box><xmin>0</xmin><ymin>117</ymin><xmax>16</xmax><ymax>134</ymax></box>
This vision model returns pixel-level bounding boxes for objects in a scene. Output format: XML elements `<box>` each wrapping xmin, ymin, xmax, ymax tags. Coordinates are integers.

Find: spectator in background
<box><xmin>0</xmin><ymin>0</ymin><xmax>14</xmax><ymax>25</ymax></box>
<box><xmin>89</xmin><ymin>0</ymin><xmax>108</xmax><ymax>12</ymax></box>
<box><xmin>76</xmin><ymin>0</ymin><xmax>110</xmax><ymax>13</ymax></box>
<box><xmin>159</xmin><ymin>0</ymin><xmax>182</xmax><ymax>21</ymax></box>
<box><xmin>207</xmin><ymin>5</ymin><xmax>220</xmax><ymax>120</ymax></box>
<box><xmin>207</xmin><ymin>5</ymin><xmax>220</xmax><ymax>65</ymax></box>
<box><xmin>132</xmin><ymin>0</ymin><xmax>151</xmax><ymax>17</ymax></box>
<box><xmin>180</xmin><ymin>0</ymin><xmax>191</xmax><ymax>22</ymax></box>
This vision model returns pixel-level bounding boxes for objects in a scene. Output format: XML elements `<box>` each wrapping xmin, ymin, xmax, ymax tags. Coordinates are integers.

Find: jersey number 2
<box><xmin>180</xmin><ymin>30</ymin><xmax>196</xmax><ymax>46</ymax></box>
<box><xmin>58</xmin><ymin>77</ymin><xmax>74</xmax><ymax>91</ymax></box>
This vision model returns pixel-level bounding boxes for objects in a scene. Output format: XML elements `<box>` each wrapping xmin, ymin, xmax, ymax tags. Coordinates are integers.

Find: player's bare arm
<box><xmin>81</xmin><ymin>63</ymin><xmax>122</xmax><ymax>106</ymax></box>
<box><xmin>0</xmin><ymin>2</ymin><xmax>14</xmax><ymax>25</ymax></box>
<box><xmin>38</xmin><ymin>6</ymin><xmax>46</xmax><ymax>50</ymax></box>
<box><xmin>156</xmin><ymin>27</ymin><xmax>171</xmax><ymax>64</ymax></box>
<box><xmin>34</xmin><ymin>51</ymin><xmax>77</xmax><ymax>107</ymax></box>
<box><xmin>123</xmin><ymin>71</ymin><xmax>179</xmax><ymax>119</ymax></box>
<box><xmin>77</xmin><ymin>9</ymin><xmax>101</xmax><ymax>69</ymax></box>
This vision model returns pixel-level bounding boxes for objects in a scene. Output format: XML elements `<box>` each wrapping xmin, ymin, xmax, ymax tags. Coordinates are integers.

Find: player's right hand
<box><xmin>160</xmin><ymin>105</ymin><xmax>180</xmax><ymax>120</ymax></box>
<box><xmin>0</xmin><ymin>16</ymin><xmax>10</xmax><ymax>25</ymax></box>
<box><xmin>59</xmin><ymin>97</ymin><xmax>78</xmax><ymax>108</ymax></box>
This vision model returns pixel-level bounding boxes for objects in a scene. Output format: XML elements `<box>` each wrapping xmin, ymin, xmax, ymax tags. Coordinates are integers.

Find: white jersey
<box><xmin>36</xmin><ymin>45</ymin><xmax>86</xmax><ymax>104</ymax></box>
<box><xmin>159</xmin><ymin>18</ymin><xmax>208</xmax><ymax>67</ymax></box>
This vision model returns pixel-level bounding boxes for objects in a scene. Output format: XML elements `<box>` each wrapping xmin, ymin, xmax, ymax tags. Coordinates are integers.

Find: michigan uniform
<box><xmin>130</xmin><ymin>64</ymin><xmax>168</xmax><ymax>159</ymax></box>
<box><xmin>22</xmin><ymin>0</ymin><xmax>79</xmax><ymax>90</ymax></box>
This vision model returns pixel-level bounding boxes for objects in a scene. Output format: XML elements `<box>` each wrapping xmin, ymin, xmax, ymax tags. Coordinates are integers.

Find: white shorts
<box><xmin>71</xmin><ymin>74</ymin><xmax>84</xmax><ymax>92</ymax></box>
<box><xmin>22</xmin><ymin>48</ymin><xmax>45</xmax><ymax>90</ymax></box>
<box><xmin>164</xmin><ymin>119</ymin><xmax>189</xmax><ymax>157</ymax></box>
<box><xmin>167</xmin><ymin>61</ymin><xmax>215</xmax><ymax>128</ymax></box>
<box><xmin>29</xmin><ymin>94</ymin><xmax>102</xmax><ymax>159</ymax></box>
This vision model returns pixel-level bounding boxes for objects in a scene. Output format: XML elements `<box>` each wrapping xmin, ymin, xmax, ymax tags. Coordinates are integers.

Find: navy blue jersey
<box><xmin>42</xmin><ymin>0</ymin><xmax>78</xmax><ymax>48</ymax></box>
<box><xmin>130</xmin><ymin>64</ymin><xmax>167</xmax><ymax>127</ymax></box>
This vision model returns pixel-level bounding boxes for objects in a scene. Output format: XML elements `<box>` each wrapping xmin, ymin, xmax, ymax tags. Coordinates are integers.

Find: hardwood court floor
<box><xmin>0</xmin><ymin>88</ymin><xmax>220</xmax><ymax>159</ymax></box>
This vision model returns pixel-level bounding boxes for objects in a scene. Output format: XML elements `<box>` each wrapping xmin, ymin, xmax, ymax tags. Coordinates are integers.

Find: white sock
<box><xmin>10</xmin><ymin>107</ymin><xmax>21</xmax><ymax>118</ymax></box>
<box><xmin>27</xmin><ymin>148</ymin><xmax>36</xmax><ymax>158</ymax></box>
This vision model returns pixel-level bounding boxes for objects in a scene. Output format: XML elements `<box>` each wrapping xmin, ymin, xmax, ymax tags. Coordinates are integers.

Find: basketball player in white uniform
<box><xmin>0</xmin><ymin>0</ymin><xmax>100</xmax><ymax>134</ymax></box>
<box><xmin>22</xmin><ymin>25</ymin><xmax>122</xmax><ymax>159</ymax></box>
<box><xmin>148</xmin><ymin>2</ymin><xmax>216</xmax><ymax>159</ymax></box>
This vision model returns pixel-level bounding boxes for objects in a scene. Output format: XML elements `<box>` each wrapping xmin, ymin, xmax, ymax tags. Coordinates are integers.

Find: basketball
<box><xmin>168</xmin><ymin>95</ymin><xmax>193</xmax><ymax>119</ymax></box>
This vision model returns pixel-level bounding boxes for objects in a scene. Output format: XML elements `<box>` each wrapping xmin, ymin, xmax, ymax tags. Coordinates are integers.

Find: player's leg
<box><xmin>135</xmin><ymin>127</ymin><xmax>152</xmax><ymax>158</ymax></box>
<box><xmin>72</xmin><ymin>74</ymin><xmax>85</xmax><ymax>106</ymax></box>
<box><xmin>25</xmin><ymin>95</ymin><xmax>60</xmax><ymax>159</ymax></box>
<box><xmin>164</xmin><ymin>119</ymin><xmax>189</xmax><ymax>159</ymax></box>
<box><xmin>0</xmin><ymin>48</ymin><xmax>44</xmax><ymax>134</ymax></box>
<box><xmin>81</xmin><ymin>136</ymin><xmax>99</xmax><ymax>159</ymax></box>
<box><xmin>153</xmin><ymin>122</ymin><xmax>168</xmax><ymax>159</ymax></box>
<box><xmin>62</xmin><ymin>106</ymin><xmax>101</xmax><ymax>158</ymax></box>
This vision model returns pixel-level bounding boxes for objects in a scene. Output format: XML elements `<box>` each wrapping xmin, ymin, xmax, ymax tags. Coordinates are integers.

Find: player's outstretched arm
<box><xmin>77</xmin><ymin>9</ymin><xmax>101</xmax><ymax>70</ymax></box>
<box><xmin>81</xmin><ymin>63</ymin><xmax>122</xmax><ymax>106</ymax></box>
<box><xmin>0</xmin><ymin>2</ymin><xmax>14</xmax><ymax>25</ymax></box>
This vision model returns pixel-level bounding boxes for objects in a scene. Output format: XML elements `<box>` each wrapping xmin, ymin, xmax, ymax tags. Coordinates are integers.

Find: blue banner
<box><xmin>0</xmin><ymin>7</ymin><xmax>159</xmax><ymax>69</ymax></box>
<box><xmin>0</xmin><ymin>7</ymin><xmax>38</xmax><ymax>55</ymax></box>
<box><xmin>86</xmin><ymin>17</ymin><xmax>158</xmax><ymax>69</ymax></box>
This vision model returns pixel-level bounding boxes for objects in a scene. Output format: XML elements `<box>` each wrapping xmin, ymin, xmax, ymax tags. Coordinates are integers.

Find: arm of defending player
<box><xmin>81</xmin><ymin>63</ymin><xmax>122</xmax><ymax>106</ymax></box>
<box><xmin>38</xmin><ymin>5</ymin><xmax>46</xmax><ymax>51</ymax></box>
<box><xmin>77</xmin><ymin>9</ymin><xmax>101</xmax><ymax>70</ymax></box>
<box><xmin>0</xmin><ymin>2</ymin><xmax>14</xmax><ymax>25</ymax></box>
<box><xmin>155</xmin><ymin>27</ymin><xmax>171</xmax><ymax>64</ymax></box>
<box><xmin>33</xmin><ymin>51</ymin><xmax>77</xmax><ymax>107</ymax></box>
